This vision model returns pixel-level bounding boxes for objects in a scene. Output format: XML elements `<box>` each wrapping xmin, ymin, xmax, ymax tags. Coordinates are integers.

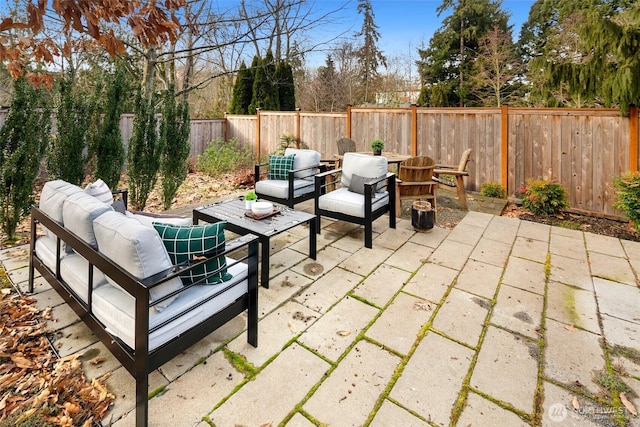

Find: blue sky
<box><xmin>307</xmin><ymin>0</ymin><xmax>536</xmax><ymax>66</ymax></box>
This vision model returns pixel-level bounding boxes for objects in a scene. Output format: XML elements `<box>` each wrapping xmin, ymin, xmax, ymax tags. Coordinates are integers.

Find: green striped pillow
<box><xmin>153</xmin><ymin>222</ymin><xmax>232</xmax><ymax>285</ymax></box>
<box><xmin>268</xmin><ymin>154</ymin><xmax>295</xmax><ymax>180</ymax></box>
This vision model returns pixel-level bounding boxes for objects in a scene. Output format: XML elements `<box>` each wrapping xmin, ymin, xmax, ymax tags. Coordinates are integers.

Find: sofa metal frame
<box><xmin>313</xmin><ymin>168</ymin><xmax>396</xmax><ymax>249</ymax></box>
<box><xmin>28</xmin><ymin>205</ymin><xmax>259</xmax><ymax>427</ymax></box>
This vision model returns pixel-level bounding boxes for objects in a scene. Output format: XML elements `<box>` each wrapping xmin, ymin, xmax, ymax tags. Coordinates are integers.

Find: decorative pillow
<box><xmin>348</xmin><ymin>174</ymin><xmax>376</xmax><ymax>198</ymax></box>
<box><xmin>267</xmin><ymin>154</ymin><xmax>295</xmax><ymax>180</ymax></box>
<box><xmin>112</xmin><ymin>198</ymin><xmax>127</xmax><ymax>214</ymax></box>
<box><xmin>153</xmin><ymin>222</ymin><xmax>232</xmax><ymax>286</ymax></box>
<box><xmin>85</xmin><ymin>179</ymin><xmax>113</xmax><ymax>204</ymax></box>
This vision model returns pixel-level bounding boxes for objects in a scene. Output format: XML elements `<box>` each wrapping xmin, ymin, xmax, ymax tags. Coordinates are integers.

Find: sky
<box><xmin>305</xmin><ymin>0</ymin><xmax>536</xmax><ymax>69</ymax></box>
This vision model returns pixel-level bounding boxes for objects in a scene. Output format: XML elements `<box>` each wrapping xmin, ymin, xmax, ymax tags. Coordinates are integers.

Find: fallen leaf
<box><xmin>564</xmin><ymin>325</ymin><xmax>577</xmax><ymax>332</ymax></box>
<box><xmin>572</xmin><ymin>395</ymin><xmax>580</xmax><ymax>410</ymax></box>
<box><xmin>90</xmin><ymin>357</ymin><xmax>104</xmax><ymax>365</ymax></box>
<box><xmin>288</xmin><ymin>320</ymin><xmax>296</xmax><ymax>333</ymax></box>
<box><xmin>620</xmin><ymin>392</ymin><xmax>637</xmax><ymax>416</ymax></box>
<box><xmin>414</xmin><ymin>301</ymin><xmax>431</xmax><ymax>311</ymax></box>
<box><xmin>337</xmin><ymin>330</ymin><xmax>351</xmax><ymax>336</ymax></box>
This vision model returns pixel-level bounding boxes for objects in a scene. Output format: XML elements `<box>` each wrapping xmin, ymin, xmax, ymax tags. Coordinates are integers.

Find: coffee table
<box><xmin>193</xmin><ymin>199</ymin><xmax>317</xmax><ymax>288</ymax></box>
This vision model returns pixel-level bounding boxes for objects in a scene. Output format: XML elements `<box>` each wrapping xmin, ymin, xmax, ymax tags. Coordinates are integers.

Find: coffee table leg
<box><xmin>309</xmin><ymin>217</ymin><xmax>317</xmax><ymax>260</ymax></box>
<box><xmin>260</xmin><ymin>236</ymin><xmax>270</xmax><ymax>288</ymax></box>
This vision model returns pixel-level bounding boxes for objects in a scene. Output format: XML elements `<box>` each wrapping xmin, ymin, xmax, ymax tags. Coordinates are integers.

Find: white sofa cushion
<box><xmin>59</xmin><ymin>253</ymin><xmax>108</xmax><ymax>303</ymax></box>
<box><xmin>85</xmin><ymin>179</ymin><xmax>113</xmax><ymax>204</ymax></box>
<box><xmin>126</xmin><ymin>211</ymin><xmax>192</xmax><ymax>228</ymax></box>
<box><xmin>285</xmin><ymin>148</ymin><xmax>321</xmax><ymax>179</ymax></box>
<box><xmin>341</xmin><ymin>152</ymin><xmax>388</xmax><ymax>189</ymax></box>
<box><xmin>39</xmin><ymin>180</ymin><xmax>85</xmax><ymax>225</ymax></box>
<box><xmin>34</xmin><ymin>235</ymin><xmax>62</xmax><ymax>271</ymax></box>
<box><xmin>318</xmin><ymin>187</ymin><xmax>389</xmax><ymax>218</ymax></box>
<box><xmin>92</xmin><ymin>211</ymin><xmax>183</xmax><ymax>311</ymax></box>
<box><xmin>62</xmin><ymin>192</ymin><xmax>113</xmax><ymax>248</ymax></box>
<box><xmin>91</xmin><ymin>260</ymin><xmax>249</xmax><ymax>350</ymax></box>
<box><xmin>255</xmin><ymin>178</ymin><xmax>315</xmax><ymax>199</ymax></box>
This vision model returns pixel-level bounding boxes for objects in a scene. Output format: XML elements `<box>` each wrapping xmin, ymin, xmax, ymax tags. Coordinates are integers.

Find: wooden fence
<box><xmin>1</xmin><ymin>106</ymin><xmax>638</xmax><ymax>217</ymax></box>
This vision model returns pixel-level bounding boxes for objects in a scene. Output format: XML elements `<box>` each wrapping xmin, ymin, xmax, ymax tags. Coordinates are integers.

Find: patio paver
<box><xmin>3</xmin><ymin>198</ymin><xmax>640</xmax><ymax>427</ymax></box>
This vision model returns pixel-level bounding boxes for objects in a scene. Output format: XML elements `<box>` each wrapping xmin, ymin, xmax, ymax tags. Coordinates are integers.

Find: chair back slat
<box><xmin>398</xmin><ymin>157</ymin><xmax>435</xmax><ymax>197</ymax></box>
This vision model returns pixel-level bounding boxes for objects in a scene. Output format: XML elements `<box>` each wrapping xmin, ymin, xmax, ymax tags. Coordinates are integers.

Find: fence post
<box><xmin>295</xmin><ymin>108</ymin><xmax>301</xmax><ymax>148</ymax></box>
<box><xmin>255</xmin><ymin>108</ymin><xmax>261</xmax><ymax>160</ymax></box>
<box><xmin>346</xmin><ymin>105</ymin><xmax>352</xmax><ymax>138</ymax></box>
<box><xmin>630</xmin><ymin>104</ymin><xmax>638</xmax><ymax>172</ymax></box>
<box><xmin>411</xmin><ymin>103</ymin><xmax>417</xmax><ymax>156</ymax></box>
<box><xmin>501</xmin><ymin>105</ymin><xmax>509</xmax><ymax>191</ymax></box>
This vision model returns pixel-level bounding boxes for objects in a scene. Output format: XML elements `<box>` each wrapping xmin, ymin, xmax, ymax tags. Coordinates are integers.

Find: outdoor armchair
<box><xmin>314</xmin><ymin>152</ymin><xmax>396</xmax><ymax>249</ymax></box>
<box><xmin>254</xmin><ymin>148</ymin><xmax>326</xmax><ymax>208</ymax></box>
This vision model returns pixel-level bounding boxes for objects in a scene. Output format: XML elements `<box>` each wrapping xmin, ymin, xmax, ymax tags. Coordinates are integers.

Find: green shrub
<box><xmin>196</xmin><ymin>138</ymin><xmax>255</xmax><ymax>175</ymax></box>
<box><xmin>613</xmin><ymin>172</ymin><xmax>640</xmax><ymax>232</ymax></box>
<box><xmin>480</xmin><ymin>181</ymin><xmax>507</xmax><ymax>199</ymax></box>
<box><xmin>521</xmin><ymin>178</ymin><xmax>568</xmax><ymax>215</ymax></box>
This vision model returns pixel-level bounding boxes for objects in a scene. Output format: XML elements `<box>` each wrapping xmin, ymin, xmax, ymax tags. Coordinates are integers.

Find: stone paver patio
<box><xmin>1</xmin><ymin>199</ymin><xmax>639</xmax><ymax>426</ymax></box>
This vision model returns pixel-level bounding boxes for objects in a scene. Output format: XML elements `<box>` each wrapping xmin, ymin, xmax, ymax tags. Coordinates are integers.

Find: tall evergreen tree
<box><xmin>160</xmin><ymin>84</ymin><xmax>191</xmax><ymax>210</ymax></box>
<box><xmin>417</xmin><ymin>0</ymin><xmax>511</xmax><ymax>107</ymax></box>
<box><xmin>128</xmin><ymin>86</ymin><xmax>162</xmax><ymax>211</ymax></box>
<box><xmin>230</xmin><ymin>61</ymin><xmax>254</xmax><ymax>114</ymax></box>
<box><xmin>90</xmin><ymin>64</ymin><xmax>126</xmax><ymax>190</ymax></box>
<box><xmin>355</xmin><ymin>0</ymin><xmax>387</xmax><ymax>104</ymax></box>
<box><xmin>535</xmin><ymin>0</ymin><xmax>640</xmax><ymax>112</ymax></box>
<box><xmin>517</xmin><ymin>0</ymin><xmax>585</xmax><ymax>106</ymax></box>
<box><xmin>249</xmin><ymin>51</ymin><xmax>280</xmax><ymax>114</ymax></box>
<box><xmin>47</xmin><ymin>69</ymin><xmax>90</xmax><ymax>185</ymax></box>
<box><xmin>0</xmin><ymin>76</ymin><xmax>50</xmax><ymax>239</ymax></box>
<box><xmin>275</xmin><ymin>61</ymin><xmax>296</xmax><ymax>111</ymax></box>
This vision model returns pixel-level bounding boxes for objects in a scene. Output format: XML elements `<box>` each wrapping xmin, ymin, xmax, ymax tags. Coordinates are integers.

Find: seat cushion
<box><xmin>318</xmin><ymin>187</ymin><xmax>389</xmax><ymax>218</ymax></box>
<box><xmin>92</xmin><ymin>211</ymin><xmax>183</xmax><ymax>311</ymax></box>
<box><xmin>341</xmin><ymin>153</ymin><xmax>388</xmax><ymax>190</ymax></box>
<box><xmin>59</xmin><ymin>253</ymin><xmax>108</xmax><ymax>303</ymax></box>
<box><xmin>62</xmin><ymin>192</ymin><xmax>113</xmax><ymax>248</ymax></box>
<box><xmin>255</xmin><ymin>178</ymin><xmax>314</xmax><ymax>200</ymax></box>
<box><xmin>285</xmin><ymin>148</ymin><xmax>321</xmax><ymax>179</ymax></box>
<box><xmin>267</xmin><ymin>154</ymin><xmax>295</xmax><ymax>180</ymax></box>
<box><xmin>153</xmin><ymin>222</ymin><xmax>232</xmax><ymax>285</ymax></box>
<box><xmin>91</xmin><ymin>260</ymin><xmax>249</xmax><ymax>351</ymax></box>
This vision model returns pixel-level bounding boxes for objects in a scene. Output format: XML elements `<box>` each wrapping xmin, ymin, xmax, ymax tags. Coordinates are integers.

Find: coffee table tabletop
<box><xmin>193</xmin><ymin>199</ymin><xmax>317</xmax><ymax>288</ymax></box>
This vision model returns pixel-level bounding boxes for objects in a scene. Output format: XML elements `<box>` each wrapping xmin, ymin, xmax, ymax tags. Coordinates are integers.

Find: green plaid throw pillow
<box><xmin>268</xmin><ymin>154</ymin><xmax>295</xmax><ymax>180</ymax></box>
<box><xmin>153</xmin><ymin>222</ymin><xmax>232</xmax><ymax>285</ymax></box>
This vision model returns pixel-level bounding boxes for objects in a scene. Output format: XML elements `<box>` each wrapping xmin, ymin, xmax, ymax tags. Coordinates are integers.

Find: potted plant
<box><xmin>370</xmin><ymin>139</ymin><xmax>384</xmax><ymax>156</ymax></box>
<box><xmin>244</xmin><ymin>190</ymin><xmax>257</xmax><ymax>209</ymax></box>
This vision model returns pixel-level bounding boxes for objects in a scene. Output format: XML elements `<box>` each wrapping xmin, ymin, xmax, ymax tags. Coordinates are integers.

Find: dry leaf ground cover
<box><xmin>0</xmin><ymin>291</ymin><xmax>114</xmax><ymax>426</ymax></box>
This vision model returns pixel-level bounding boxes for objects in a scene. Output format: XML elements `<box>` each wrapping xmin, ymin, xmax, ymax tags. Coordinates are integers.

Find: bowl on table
<box><xmin>251</xmin><ymin>201</ymin><xmax>274</xmax><ymax>216</ymax></box>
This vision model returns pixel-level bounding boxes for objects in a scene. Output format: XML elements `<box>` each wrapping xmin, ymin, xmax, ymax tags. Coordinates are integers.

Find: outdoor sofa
<box><xmin>28</xmin><ymin>179</ymin><xmax>259</xmax><ymax>427</ymax></box>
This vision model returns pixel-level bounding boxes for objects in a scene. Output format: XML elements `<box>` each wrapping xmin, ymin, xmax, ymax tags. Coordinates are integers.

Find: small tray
<box><xmin>244</xmin><ymin>208</ymin><xmax>281</xmax><ymax>220</ymax></box>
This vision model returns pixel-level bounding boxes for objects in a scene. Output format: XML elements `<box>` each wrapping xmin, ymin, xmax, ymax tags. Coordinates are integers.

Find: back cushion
<box><xmin>285</xmin><ymin>148</ymin><xmax>321</xmax><ymax>179</ymax></box>
<box><xmin>93</xmin><ymin>211</ymin><xmax>183</xmax><ymax>311</ymax></box>
<box><xmin>62</xmin><ymin>192</ymin><xmax>113</xmax><ymax>248</ymax></box>
<box><xmin>341</xmin><ymin>153</ymin><xmax>388</xmax><ymax>188</ymax></box>
<box><xmin>153</xmin><ymin>222</ymin><xmax>232</xmax><ymax>285</ymax></box>
<box><xmin>39</xmin><ymin>180</ymin><xmax>85</xmax><ymax>226</ymax></box>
